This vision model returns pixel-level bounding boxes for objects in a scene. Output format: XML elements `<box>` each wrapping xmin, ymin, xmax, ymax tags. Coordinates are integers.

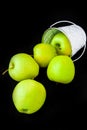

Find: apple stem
<box><xmin>56</xmin><ymin>43</ymin><xmax>61</xmax><ymax>50</ymax></box>
<box><xmin>2</xmin><ymin>69</ymin><xmax>8</xmax><ymax>75</ymax></box>
<box><xmin>2</xmin><ymin>63</ymin><xmax>14</xmax><ymax>76</ymax></box>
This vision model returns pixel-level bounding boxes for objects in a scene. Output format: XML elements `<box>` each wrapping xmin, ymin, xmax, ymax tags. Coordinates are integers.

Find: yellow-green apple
<box><xmin>8</xmin><ymin>53</ymin><xmax>39</xmax><ymax>81</ymax></box>
<box><xmin>50</xmin><ymin>32</ymin><xmax>72</xmax><ymax>56</ymax></box>
<box><xmin>33</xmin><ymin>43</ymin><xmax>57</xmax><ymax>67</ymax></box>
<box><xmin>41</xmin><ymin>27</ymin><xmax>60</xmax><ymax>44</ymax></box>
<box><xmin>12</xmin><ymin>79</ymin><xmax>46</xmax><ymax>114</ymax></box>
<box><xmin>47</xmin><ymin>55</ymin><xmax>75</xmax><ymax>84</ymax></box>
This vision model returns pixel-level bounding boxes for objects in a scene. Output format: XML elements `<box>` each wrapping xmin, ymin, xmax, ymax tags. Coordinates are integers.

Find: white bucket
<box><xmin>50</xmin><ymin>20</ymin><xmax>86</xmax><ymax>62</ymax></box>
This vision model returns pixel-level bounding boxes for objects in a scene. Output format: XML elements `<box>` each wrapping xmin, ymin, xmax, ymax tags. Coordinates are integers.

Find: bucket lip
<box><xmin>50</xmin><ymin>20</ymin><xmax>87</xmax><ymax>62</ymax></box>
<box><xmin>50</xmin><ymin>20</ymin><xmax>87</xmax><ymax>42</ymax></box>
<box><xmin>50</xmin><ymin>20</ymin><xmax>76</xmax><ymax>28</ymax></box>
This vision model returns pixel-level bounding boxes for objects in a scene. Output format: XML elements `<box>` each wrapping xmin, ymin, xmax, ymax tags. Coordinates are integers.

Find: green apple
<box><xmin>50</xmin><ymin>32</ymin><xmax>72</xmax><ymax>56</ymax></box>
<box><xmin>12</xmin><ymin>79</ymin><xmax>46</xmax><ymax>114</ymax></box>
<box><xmin>33</xmin><ymin>43</ymin><xmax>57</xmax><ymax>67</ymax></box>
<box><xmin>47</xmin><ymin>55</ymin><xmax>75</xmax><ymax>84</ymax></box>
<box><xmin>8</xmin><ymin>53</ymin><xmax>39</xmax><ymax>81</ymax></box>
<box><xmin>41</xmin><ymin>27</ymin><xmax>60</xmax><ymax>44</ymax></box>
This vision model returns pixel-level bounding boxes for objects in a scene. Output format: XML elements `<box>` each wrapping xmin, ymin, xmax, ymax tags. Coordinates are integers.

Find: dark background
<box><xmin>0</xmin><ymin>2</ymin><xmax>87</xmax><ymax>129</ymax></box>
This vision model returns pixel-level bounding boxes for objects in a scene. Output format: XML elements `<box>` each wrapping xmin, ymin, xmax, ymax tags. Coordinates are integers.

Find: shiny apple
<box><xmin>8</xmin><ymin>53</ymin><xmax>39</xmax><ymax>81</ymax></box>
<box><xmin>47</xmin><ymin>55</ymin><xmax>75</xmax><ymax>84</ymax></box>
<box><xmin>12</xmin><ymin>79</ymin><xmax>46</xmax><ymax>114</ymax></box>
<box><xmin>33</xmin><ymin>43</ymin><xmax>57</xmax><ymax>67</ymax></box>
<box><xmin>50</xmin><ymin>32</ymin><xmax>72</xmax><ymax>56</ymax></box>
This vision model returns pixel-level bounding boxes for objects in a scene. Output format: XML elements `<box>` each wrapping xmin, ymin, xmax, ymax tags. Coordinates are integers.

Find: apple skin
<box><xmin>41</xmin><ymin>27</ymin><xmax>60</xmax><ymax>44</ymax></box>
<box><xmin>50</xmin><ymin>32</ymin><xmax>72</xmax><ymax>56</ymax></box>
<box><xmin>33</xmin><ymin>43</ymin><xmax>57</xmax><ymax>67</ymax></box>
<box><xmin>47</xmin><ymin>55</ymin><xmax>75</xmax><ymax>84</ymax></box>
<box><xmin>12</xmin><ymin>79</ymin><xmax>46</xmax><ymax>114</ymax></box>
<box><xmin>8</xmin><ymin>53</ymin><xmax>39</xmax><ymax>81</ymax></box>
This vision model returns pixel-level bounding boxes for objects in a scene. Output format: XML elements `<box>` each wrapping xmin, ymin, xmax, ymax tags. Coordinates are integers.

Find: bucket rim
<box><xmin>50</xmin><ymin>20</ymin><xmax>86</xmax><ymax>62</ymax></box>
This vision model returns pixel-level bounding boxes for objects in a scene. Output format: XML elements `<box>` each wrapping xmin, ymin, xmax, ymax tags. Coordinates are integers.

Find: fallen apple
<box><xmin>33</xmin><ymin>43</ymin><xmax>57</xmax><ymax>67</ymax></box>
<box><xmin>47</xmin><ymin>55</ymin><xmax>75</xmax><ymax>84</ymax></box>
<box><xmin>12</xmin><ymin>79</ymin><xmax>46</xmax><ymax>114</ymax></box>
<box><xmin>8</xmin><ymin>53</ymin><xmax>39</xmax><ymax>81</ymax></box>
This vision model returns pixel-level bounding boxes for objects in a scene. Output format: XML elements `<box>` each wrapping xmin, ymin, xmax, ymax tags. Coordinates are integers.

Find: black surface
<box><xmin>0</xmin><ymin>3</ymin><xmax>87</xmax><ymax>129</ymax></box>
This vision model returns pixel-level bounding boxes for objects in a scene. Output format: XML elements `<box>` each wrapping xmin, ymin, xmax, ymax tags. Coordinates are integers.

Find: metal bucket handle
<box><xmin>50</xmin><ymin>20</ymin><xmax>86</xmax><ymax>62</ymax></box>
